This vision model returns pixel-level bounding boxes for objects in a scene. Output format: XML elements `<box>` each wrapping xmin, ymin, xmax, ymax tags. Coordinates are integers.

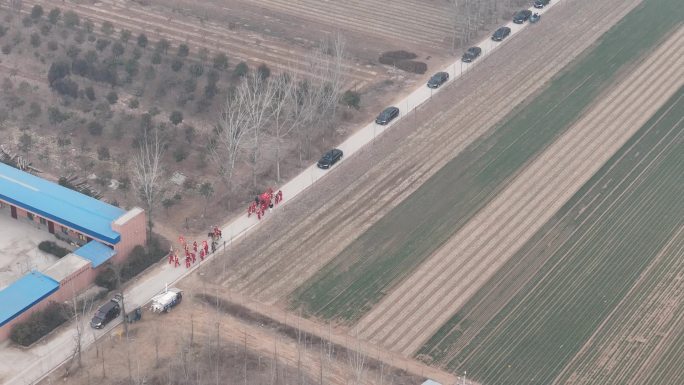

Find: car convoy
<box><xmin>315</xmin><ymin>4</ymin><xmax>546</xmax><ymax>168</ymax></box>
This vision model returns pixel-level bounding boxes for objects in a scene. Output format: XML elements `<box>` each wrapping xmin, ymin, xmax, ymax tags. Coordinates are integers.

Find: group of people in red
<box><xmin>168</xmin><ymin>227</ymin><xmax>221</xmax><ymax>269</ymax></box>
<box><xmin>247</xmin><ymin>188</ymin><xmax>283</xmax><ymax>220</ymax></box>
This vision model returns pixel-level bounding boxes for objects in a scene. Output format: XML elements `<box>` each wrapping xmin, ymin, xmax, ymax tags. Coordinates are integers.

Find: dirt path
<box><xmin>355</xmin><ymin>24</ymin><xmax>684</xmax><ymax>356</ymax></box>
<box><xmin>203</xmin><ymin>0</ymin><xmax>642</xmax><ymax>306</ymax></box>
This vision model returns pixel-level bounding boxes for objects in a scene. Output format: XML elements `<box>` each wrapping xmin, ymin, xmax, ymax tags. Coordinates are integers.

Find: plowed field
<box><xmin>202</xmin><ymin>0</ymin><xmax>640</xmax><ymax>306</ymax></box>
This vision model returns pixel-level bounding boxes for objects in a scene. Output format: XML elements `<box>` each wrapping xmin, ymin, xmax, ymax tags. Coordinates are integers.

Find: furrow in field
<box><xmin>356</xmin><ymin>26</ymin><xmax>684</xmax><ymax>355</ymax></box>
<box><xmin>215</xmin><ymin>0</ymin><xmax>637</xmax><ymax>303</ymax></box>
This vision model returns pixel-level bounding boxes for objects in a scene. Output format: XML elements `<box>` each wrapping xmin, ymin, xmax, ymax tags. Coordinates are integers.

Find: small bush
<box><xmin>189</xmin><ymin>63</ymin><xmax>204</xmax><ymax>77</ymax></box>
<box><xmin>380</xmin><ymin>50</ymin><xmax>417</xmax><ymax>60</ymax></box>
<box><xmin>137</xmin><ymin>33</ymin><xmax>147</xmax><ymax>48</ymax></box>
<box><xmin>30</xmin><ymin>33</ymin><xmax>41</xmax><ymax>47</ymax></box>
<box><xmin>341</xmin><ymin>90</ymin><xmax>361</xmax><ymax>110</ymax></box>
<box><xmin>213</xmin><ymin>52</ymin><xmax>228</xmax><ymax>70</ymax></box>
<box><xmin>257</xmin><ymin>63</ymin><xmax>270</xmax><ymax>79</ymax></box>
<box><xmin>119</xmin><ymin>241</ymin><xmax>166</xmax><ymax>282</ymax></box>
<box><xmin>128</xmin><ymin>98</ymin><xmax>139</xmax><ymax>109</ymax></box>
<box><xmin>47</xmin><ymin>41</ymin><xmax>58</xmax><ymax>51</ymax></box>
<box><xmin>171</xmin><ymin>59</ymin><xmax>183</xmax><ymax>72</ymax></box>
<box><xmin>48</xmin><ymin>8</ymin><xmax>61</xmax><ymax>24</ymax></box>
<box><xmin>38</xmin><ymin>241</ymin><xmax>70</xmax><ymax>258</ymax></box>
<box><xmin>94</xmin><ymin>266</ymin><xmax>118</xmax><ymax>291</ymax></box>
<box><xmin>97</xmin><ymin>146</ymin><xmax>110</xmax><ymax>160</ymax></box>
<box><xmin>10</xmin><ymin>302</ymin><xmax>72</xmax><ymax>346</ymax></box>
<box><xmin>63</xmin><ymin>10</ymin><xmax>79</xmax><ymax>28</ymax></box>
<box><xmin>95</xmin><ymin>38</ymin><xmax>110</xmax><ymax>52</ymax></box>
<box><xmin>106</xmin><ymin>91</ymin><xmax>118</xmax><ymax>104</ymax></box>
<box><xmin>177</xmin><ymin>43</ymin><xmax>189</xmax><ymax>57</ymax></box>
<box><xmin>233</xmin><ymin>61</ymin><xmax>248</xmax><ymax>78</ymax></box>
<box><xmin>85</xmin><ymin>86</ymin><xmax>95</xmax><ymax>101</ymax></box>
<box><xmin>88</xmin><ymin>121</ymin><xmax>103</xmax><ymax>136</ymax></box>
<box><xmin>30</xmin><ymin>5</ymin><xmax>44</xmax><ymax>20</ymax></box>
<box><xmin>173</xmin><ymin>146</ymin><xmax>188</xmax><ymax>162</ymax></box>
<box><xmin>2</xmin><ymin>44</ymin><xmax>12</xmax><ymax>55</ymax></box>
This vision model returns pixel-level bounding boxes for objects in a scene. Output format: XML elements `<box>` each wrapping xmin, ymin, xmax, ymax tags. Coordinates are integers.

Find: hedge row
<box><xmin>10</xmin><ymin>302</ymin><xmax>72</xmax><ymax>346</ymax></box>
<box><xmin>95</xmin><ymin>238</ymin><xmax>167</xmax><ymax>289</ymax></box>
<box><xmin>38</xmin><ymin>241</ymin><xmax>70</xmax><ymax>258</ymax></box>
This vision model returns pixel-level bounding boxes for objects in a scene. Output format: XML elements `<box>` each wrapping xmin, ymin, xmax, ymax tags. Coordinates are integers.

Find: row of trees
<box><xmin>213</xmin><ymin>33</ymin><xmax>347</xmax><ymax>191</ymax></box>
<box><xmin>449</xmin><ymin>0</ymin><xmax>507</xmax><ymax>51</ymax></box>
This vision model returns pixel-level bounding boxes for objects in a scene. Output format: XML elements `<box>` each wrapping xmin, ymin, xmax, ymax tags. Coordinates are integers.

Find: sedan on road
<box><xmin>375</xmin><ymin>106</ymin><xmax>400</xmax><ymax>125</ymax></box>
<box><xmin>492</xmin><ymin>27</ymin><xmax>511</xmax><ymax>41</ymax></box>
<box><xmin>317</xmin><ymin>149</ymin><xmax>343</xmax><ymax>169</ymax></box>
<box><xmin>534</xmin><ymin>0</ymin><xmax>551</xmax><ymax>8</ymax></box>
<box><xmin>461</xmin><ymin>46</ymin><xmax>482</xmax><ymax>63</ymax></box>
<box><xmin>513</xmin><ymin>9</ymin><xmax>533</xmax><ymax>23</ymax></box>
<box><xmin>427</xmin><ymin>72</ymin><xmax>449</xmax><ymax>88</ymax></box>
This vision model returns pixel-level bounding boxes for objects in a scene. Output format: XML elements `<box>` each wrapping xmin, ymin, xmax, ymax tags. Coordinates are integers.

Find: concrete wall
<box><xmin>112</xmin><ymin>208</ymin><xmax>146</xmax><ymax>264</ymax></box>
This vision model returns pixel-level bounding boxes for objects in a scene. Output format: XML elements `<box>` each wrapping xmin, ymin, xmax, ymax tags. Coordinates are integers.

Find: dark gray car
<box><xmin>534</xmin><ymin>0</ymin><xmax>550</xmax><ymax>8</ymax></box>
<box><xmin>513</xmin><ymin>9</ymin><xmax>533</xmax><ymax>23</ymax></box>
<box><xmin>375</xmin><ymin>106</ymin><xmax>400</xmax><ymax>125</ymax></box>
<box><xmin>317</xmin><ymin>149</ymin><xmax>343</xmax><ymax>169</ymax></box>
<box><xmin>461</xmin><ymin>47</ymin><xmax>482</xmax><ymax>63</ymax></box>
<box><xmin>90</xmin><ymin>298</ymin><xmax>121</xmax><ymax>329</ymax></box>
<box><xmin>427</xmin><ymin>72</ymin><xmax>449</xmax><ymax>88</ymax></box>
<box><xmin>492</xmin><ymin>27</ymin><xmax>511</xmax><ymax>41</ymax></box>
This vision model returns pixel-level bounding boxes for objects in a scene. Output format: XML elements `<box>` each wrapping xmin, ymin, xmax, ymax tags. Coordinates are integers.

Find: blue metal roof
<box><xmin>0</xmin><ymin>163</ymin><xmax>124</xmax><ymax>244</ymax></box>
<box><xmin>0</xmin><ymin>271</ymin><xmax>60</xmax><ymax>327</ymax></box>
<box><xmin>74</xmin><ymin>241</ymin><xmax>117</xmax><ymax>268</ymax></box>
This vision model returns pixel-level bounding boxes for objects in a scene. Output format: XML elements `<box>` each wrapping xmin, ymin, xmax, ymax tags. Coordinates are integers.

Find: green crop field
<box><xmin>417</xmin><ymin>87</ymin><xmax>684</xmax><ymax>385</ymax></box>
<box><xmin>289</xmin><ymin>0</ymin><xmax>683</xmax><ymax>322</ymax></box>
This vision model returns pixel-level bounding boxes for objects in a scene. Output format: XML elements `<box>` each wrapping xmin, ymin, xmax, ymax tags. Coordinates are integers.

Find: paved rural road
<box><xmin>0</xmin><ymin>2</ymin><xmax>560</xmax><ymax>384</ymax></box>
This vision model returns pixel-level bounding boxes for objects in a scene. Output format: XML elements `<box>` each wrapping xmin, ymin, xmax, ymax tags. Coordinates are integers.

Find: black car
<box><xmin>427</xmin><ymin>72</ymin><xmax>449</xmax><ymax>88</ymax></box>
<box><xmin>90</xmin><ymin>297</ymin><xmax>121</xmax><ymax>329</ymax></box>
<box><xmin>461</xmin><ymin>47</ymin><xmax>482</xmax><ymax>63</ymax></box>
<box><xmin>513</xmin><ymin>9</ymin><xmax>533</xmax><ymax>23</ymax></box>
<box><xmin>317</xmin><ymin>148</ymin><xmax>343</xmax><ymax>169</ymax></box>
<box><xmin>375</xmin><ymin>106</ymin><xmax>400</xmax><ymax>125</ymax></box>
<box><xmin>534</xmin><ymin>0</ymin><xmax>550</xmax><ymax>8</ymax></box>
<box><xmin>492</xmin><ymin>27</ymin><xmax>511</xmax><ymax>41</ymax></box>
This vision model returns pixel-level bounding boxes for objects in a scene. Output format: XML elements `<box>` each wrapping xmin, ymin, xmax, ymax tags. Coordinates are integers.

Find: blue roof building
<box><xmin>0</xmin><ymin>163</ymin><xmax>125</xmax><ymax>244</ymax></box>
<box><xmin>0</xmin><ymin>271</ymin><xmax>60</xmax><ymax>327</ymax></box>
<box><xmin>74</xmin><ymin>241</ymin><xmax>118</xmax><ymax>268</ymax></box>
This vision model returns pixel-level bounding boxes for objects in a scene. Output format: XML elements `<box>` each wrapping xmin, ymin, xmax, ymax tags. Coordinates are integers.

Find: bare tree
<box><xmin>132</xmin><ymin>125</ymin><xmax>166</xmax><ymax>240</ymax></box>
<box><xmin>241</xmin><ymin>73</ymin><xmax>276</xmax><ymax>189</ymax></box>
<box><xmin>269</xmin><ymin>72</ymin><xmax>296</xmax><ymax>182</ymax></box>
<box><xmin>212</xmin><ymin>82</ymin><xmax>251</xmax><ymax>192</ymax></box>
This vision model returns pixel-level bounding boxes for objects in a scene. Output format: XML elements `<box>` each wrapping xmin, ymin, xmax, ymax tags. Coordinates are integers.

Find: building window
<box><xmin>27</xmin><ymin>212</ymin><xmax>34</xmax><ymax>221</ymax></box>
<box><xmin>39</xmin><ymin>217</ymin><xmax>47</xmax><ymax>225</ymax></box>
<box><xmin>78</xmin><ymin>234</ymin><xmax>87</xmax><ymax>241</ymax></box>
<box><xmin>62</xmin><ymin>226</ymin><xmax>69</xmax><ymax>234</ymax></box>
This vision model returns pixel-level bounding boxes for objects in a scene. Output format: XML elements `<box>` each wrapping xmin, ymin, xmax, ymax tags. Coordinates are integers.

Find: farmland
<box><xmin>418</xmin><ymin>86</ymin><xmax>684</xmax><ymax>384</ymax></box>
<box><xmin>288</xmin><ymin>0</ymin><xmax>681</xmax><ymax>323</ymax></box>
<box><xmin>205</xmin><ymin>0</ymin><xmax>640</xmax><ymax>306</ymax></box>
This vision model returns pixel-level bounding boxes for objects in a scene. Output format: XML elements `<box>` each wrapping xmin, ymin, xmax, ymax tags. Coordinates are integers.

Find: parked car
<box><xmin>90</xmin><ymin>296</ymin><xmax>121</xmax><ymax>329</ymax></box>
<box><xmin>534</xmin><ymin>0</ymin><xmax>551</xmax><ymax>8</ymax></box>
<box><xmin>530</xmin><ymin>13</ymin><xmax>541</xmax><ymax>23</ymax></box>
<box><xmin>317</xmin><ymin>148</ymin><xmax>344</xmax><ymax>169</ymax></box>
<box><xmin>492</xmin><ymin>27</ymin><xmax>511</xmax><ymax>41</ymax></box>
<box><xmin>513</xmin><ymin>9</ymin><xmax>533</xmax><ymax>23</ymax></box>
<box><xmin>427</xmin><ymin>72</ymin><xmax>449</xmax><ymax>88</ymax></box>
<box><xmin>461</xmin><ymin>47</ymin><xmax>482</xmax><ymax>63</ymax></box>
<box><xmin>375</xmin><ymin>106</ymin><xmax>400</xmax><ymax>125</ymax></box>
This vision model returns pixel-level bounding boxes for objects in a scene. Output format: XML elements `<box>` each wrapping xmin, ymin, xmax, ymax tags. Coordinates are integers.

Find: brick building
<box><xmin>0</xmin><ymin>163</ymin><xmax>146</xmax><ymax>341</ymax></box>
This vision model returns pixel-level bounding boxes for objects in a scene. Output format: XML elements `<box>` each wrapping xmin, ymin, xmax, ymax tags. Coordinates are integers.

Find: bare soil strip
<box><xmin>357</xmin><ymin>25</ymin><xmax>684</xmax><ymax>355</ymax></box>
<box><xmin>204</xmin><ymin>0</ymin><xmax>639</xmax><ymax>307</ymax></box>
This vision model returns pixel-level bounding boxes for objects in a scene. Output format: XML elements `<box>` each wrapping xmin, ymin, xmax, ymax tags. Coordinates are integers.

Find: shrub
<box><xmin>10</xmin><ymin>302</ymin><xmax>71</xmax><ymax>346</ymax></box>
<box><xmin>106</xmin><ymin>91</ymin><xmax>118</xmax><ymax>104</ymax></box>
<box><xmin>0</xmin><ymin>25</ymin><xmax>7</xmax><ymax>38</ymax></box>
<box><xmin>213</xmin><ymin>52</ymin><xmax>228</xmax><ymax>70</ymax></box>
<box><xmin>30</xmin><ymin>5</ymin><xmax>44</xmax><ymax>20</ymax></box>
<box><xmin>1</xmin><ymin>44</ymin><xmax>11</xmax><ymax>55</ymax></box>
<box><xmin>128</xmin><ymin>98</ymin><xmax>139</xmax><ymax>109</ymax></box>
<box><xmin>111</xmin><ymin>41</ymin><xmax>124</xmax><ymax>57</ymax></box>
<box><xmin>38</xmin><ymin>241</ymin><xmax>70</xmax><ymax>258</ymax></box>
<box><xmin>95</xmin><ymin>38</ymin><xmax>110</xmax><ymax>52</ymax></box>
<box><xmin>341</xmin><ymin>90</ymin><xmax>361</xmax><ymax>110</ymax></box>
<box><xmin>119</xmin><ymin>241</ymin><xmax>166</xmax><ymax>282</ymax></box>
<box><xmin>97</xmin><ymin>146</ymin><xmax>110</xmax><ymax>160</ymax></box>
<box><xmin>52</xmin><ymin>78</ymin><xmax>78</xmax><ymax>98</ymax></box>
<box><xmin>155</xmin><ymin>38</ymin><xmax>170</xmax><ymax>54</ymax></box>
<box><xmin>151</xmin><ymin>51</ymin><xmax>162</xmax><ymax>65</ymax></box>
<box><xmin>63</xmin><ymin>10</ymin><xmax>79</xmax><ymax>28</ymax></box>
<box><xmin>171</xmin><ymin>59</ymin><xmax>183</xmax><ymax>72</ymax></box>
<box><xmin>169</xmin><ymin>110</ymin><xmax>183</xmax><ymax>126</ymax></box>
<box><xmin>66</xmin><ymin>44</ymin><xmax>80</xmax><ymax>58</ymax></box>
<box><xmin>30</xmin><ymin>33</ymin><xmax>41</xmax><ymax>47</ymax></box>
<box><xmin>48</xmin><ymin>8</ymin><xmax>61</xmax><ymax>24</ymax></box>
<box><xmin>189</xmin><ymin>63</ymin><xmax>204</xmax><ymax>77</ymax></box>
<box><xmin>257</xmin><ymin>63</ymin><xmax>270</xmax><ymax>79</ymax></box>
<box><xmin>101</xmin><ymin>21</ymin><xmax>114</xmax><ymax>35</ymax></box>
<box><xmin>47</xmin><ymin>41</ymin><xmax>58</xmax><ymax>51</ymax></box>
<box><xmin>88</xmin><ymin>121</ymin><xmax>103</xmax><ymax>136</ymax></box>
<box><xmin>85</xmin><ymin>86</ymin><xmax>96</xmax><ymax>101</ymax></box>
<box><xmin>177</xmin><ymin>43</ymin><xmax>189</xmax><ymax>57</ymax></box>
<box><xmin>83</xmin><ymin>19</ymin><xmax>94</xmax><ymax>33</ymax></box>
<box><xmin>233</xmin><ymin>61</ymin><xmax>248</xmax><ymax>78</ymax></box>
<box><xmin>22</xmin><ymin>16</ymin><xmax>32</xmax><ymax>27</ymax></box>
<box><xmin>380</xmin><ymin>50</ymin><xmax>417</xmax><ymax>60</ymax></box>
<box><xmin>137</xmin><ymin>33</ymin><xmax>147</xmax><ymax>48</ymax></box>
<box><xmin>40</xmin><ymin>24</ymin><xmax>51</xmax><ymax>36</ymax></box>
<box><xmin>94</xmin><ymin>266</ymin><xmax>118</xmax><ymax>290</ymax></box>
<box><xmin>48</xmin><ymin>61</ymin><xmax>70</xmax><ymax>85</ymax></box>
<box><xmin>48</xmin><ymin>106</ymin><xmax>70</xmax><ymax>124</ymax></box>
<box><xmin>173</xmin><ymin>147</ymin><xmax>187</xmax><ymax>162</ymax></box>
